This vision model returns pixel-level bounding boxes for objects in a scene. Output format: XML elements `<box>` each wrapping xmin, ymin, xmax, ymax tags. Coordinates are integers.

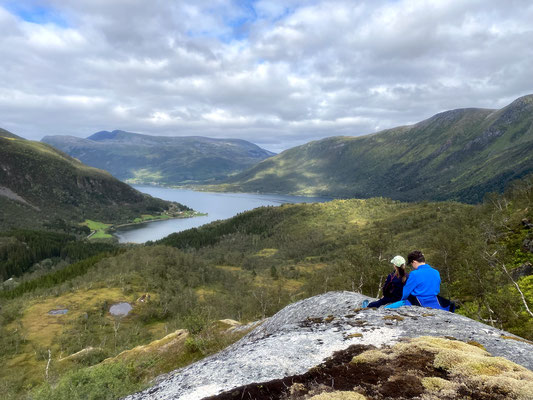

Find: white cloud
<box><xmin>0</xmin><ymin>0</ymin><xmax>532</xmax><ymax>152</ymax></box>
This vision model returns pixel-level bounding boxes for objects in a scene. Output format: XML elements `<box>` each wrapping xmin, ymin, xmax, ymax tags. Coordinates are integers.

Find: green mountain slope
<box><xmin>0</xmin><ymin>127</ymin><xmax>23</xmax><ymax>139</ymax></box>
<box><xmin>0</xmin><ymin>130</ymin><xmax>188</xmax><ymax>230</ymax></box>
<box><xmin>217</xmin><ymin>95</ymin><xmax>533</xmax><ymax>203</ymax></box>
<box><xmin>42</xmin><ymin>130</ymin><xmax>275</xmax><ymax>185</ymax></box>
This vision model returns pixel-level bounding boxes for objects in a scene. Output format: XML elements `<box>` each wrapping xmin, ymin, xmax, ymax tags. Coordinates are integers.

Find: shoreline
<box><xmin>130</xmin><ymin>182</ymin><xmax>336</xmax><ymax>201</ymax></box>
<box><xmin>112</xmin><ymin>211</ymin><xmax>207</xmax><ymax>230</ymax></box>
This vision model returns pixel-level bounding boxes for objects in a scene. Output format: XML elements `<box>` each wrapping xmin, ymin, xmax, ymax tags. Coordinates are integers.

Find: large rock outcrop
<box><xmin>125</xmin><ymin>292</ymin><xmax>533</xmax><ymax>400</ymax></box>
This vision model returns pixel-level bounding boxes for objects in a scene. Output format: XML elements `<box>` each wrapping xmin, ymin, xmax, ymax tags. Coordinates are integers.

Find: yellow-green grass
<box><xmin>215</xmin><ymin>265</ymin><xmax>243</xmax><ymax>272</ymax></box>
<box><xmin>125</xmin><ymin>168</ymin><xmax>164</xmax><ymax>184</ymax></box>
<box><xmin>133</xmin><ymin>214</ymin><xmax>172</xmax><ymax>223</ymax></box>
<box><xmin>2</xmin><ymin>287</ymin><xmax>140</xmax><ymax>391</ymax></box>
<box><xmin>101</xmin><ymin>329</ymin><xmax>190</xmax><ymax>381</ymax></box>
<box><xmin>83</xmin><ymin>219</ymin><xmax>113</xmax><ymax>239</ymax></box>
<box><xmin>254</xmin><ymin>248</ymin><xmax>279</xmax><ymax>257</ymax></box>
<box><xmin>196</xmin><ymin>287</ymin><xmax>218</xmax><ymax>301</ymax></box>
<box><xmin>217</xmin><ymin>262</ymin><xmax>322</xmax><ymax>293</ymax></box>
<box><xmin>15</xmin><ymin>288</ymin><xmax>130</xmax><ymax>348</ymax></box>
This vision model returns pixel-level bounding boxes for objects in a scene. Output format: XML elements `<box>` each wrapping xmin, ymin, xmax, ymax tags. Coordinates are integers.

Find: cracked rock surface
<box><xmin>124</xmin><ymin>291</ymin><xmax>533</xmax><ymax>400</ymax></box>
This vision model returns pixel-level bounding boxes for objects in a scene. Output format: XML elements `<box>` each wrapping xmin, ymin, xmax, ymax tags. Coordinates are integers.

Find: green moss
<box><xmin>353</xmin><ymin>337</ymin><xmax>533</xmax><ymax>400</ymax></box>
<box><xmin>351</xmin><ymin>349</ymin><xmax>392</xmax><ymax>364</ymax></box>
<box><xmin>346</xmin><ymin>333</ymin><xmax>363</xmax><ymax>339</ymax></box>
<box><xmin>421</xmin><ymin>377</ymin><xmax>458</xmax><ymax>396</ymax></box>
<box><xmin>308</xmin><ymin>391</ymin><xmax>367</xmax><ymax>400</ymax></box>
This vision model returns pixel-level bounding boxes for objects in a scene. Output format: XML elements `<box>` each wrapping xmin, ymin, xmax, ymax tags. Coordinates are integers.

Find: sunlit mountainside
<box><xmin>42</xmin><ymin>130</ymin><xmax>276</xmax><ymax>186</ymax></box>
<box><xmin>216</xmin><ymin>95</ymin><xmax>533</xmax><ymax>203</ymax></box>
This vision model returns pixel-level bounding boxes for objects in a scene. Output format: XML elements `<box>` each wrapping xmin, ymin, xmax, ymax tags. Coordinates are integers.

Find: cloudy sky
<box><xmin>0</xmin><ymin>0</ymin><xmax>532</xmax><ymax>152</ymax></box>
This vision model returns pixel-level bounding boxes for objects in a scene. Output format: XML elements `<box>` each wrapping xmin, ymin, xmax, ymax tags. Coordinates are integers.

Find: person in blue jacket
<box><xmin>364</xmin><ymin>255</ymin><xmax>408</xmax><ymax>308</ymax></box>
<box><xmin>384</xmin><ymin>250</ymin><xmax>455</xmax><ymax>312</ymax></box>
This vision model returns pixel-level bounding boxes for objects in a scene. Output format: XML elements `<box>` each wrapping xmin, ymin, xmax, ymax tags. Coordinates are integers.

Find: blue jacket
<box><xmin>402</xmin><ymin>264</ymin><xmax>440</xmax><ymax>303</ymax></box>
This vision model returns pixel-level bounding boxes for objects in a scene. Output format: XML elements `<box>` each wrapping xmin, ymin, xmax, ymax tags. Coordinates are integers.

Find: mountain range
<box><xmin>42</xmin><ymin>130</ymin><xmax>275</xmax><ymax>185</ymax></box>
<box><xmin>0</xmin><ymin>129</ymin><xmax>187</xmax><ymax>231</ymax></box>
<box><xmin>216</xmin><ymin>94</ymin><xmax>533</xmax><ymax>203</ymax></box>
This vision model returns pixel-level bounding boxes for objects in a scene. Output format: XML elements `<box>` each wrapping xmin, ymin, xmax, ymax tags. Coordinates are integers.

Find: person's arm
<box><xmin>401</xmin><ymin>271</ymin><xmax>418</xmax><ymax>300</ymax></box>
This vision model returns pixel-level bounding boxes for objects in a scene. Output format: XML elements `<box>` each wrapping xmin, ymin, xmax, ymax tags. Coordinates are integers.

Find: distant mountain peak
<box><xmin>87</xmin><ymin>130</ymin><xmax>119</xmax><ymax>141</ymax></box>
<box><xmin>43</xmin><ymin>130</ymin><xmax>275</xmax><ymax>185</ymax></box>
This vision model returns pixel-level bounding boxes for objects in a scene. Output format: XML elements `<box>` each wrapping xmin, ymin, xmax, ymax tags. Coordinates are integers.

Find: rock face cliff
<box><xmin>125</xmin><ymin>292</ymin><xmax>533</xmax><ymax>400</ymax></box>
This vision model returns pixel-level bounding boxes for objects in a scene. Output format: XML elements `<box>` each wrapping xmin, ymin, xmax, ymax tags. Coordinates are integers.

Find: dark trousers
<box><xmin>407</xmin><ymin>294</ymin><xmax>456</xmax><ymax>312</ymax></box>
<box><xmin>368</xmin><ymin>296</ymin><xmax>400</xmax><ymax>308</ymax></box>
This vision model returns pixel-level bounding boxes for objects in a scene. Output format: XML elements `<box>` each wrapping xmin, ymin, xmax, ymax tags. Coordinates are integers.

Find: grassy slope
<box><xmin>42</xmin><ymin>130</ymin><xmax>275</xmax><ymax>185</ymax></box>
<box><xmin>0</xmin><ymin>134</ymin><xmax>188</xmax><ymax>230</ymax></box>
<box><xmin>0</xmin><ymin>128</ymin><xmax>23</xmax><ymax>139</ymax></box>
<box><xmin>216</xmin><ymin>95</ymin><xmax>533</xmax><ymax>203</ymax></box>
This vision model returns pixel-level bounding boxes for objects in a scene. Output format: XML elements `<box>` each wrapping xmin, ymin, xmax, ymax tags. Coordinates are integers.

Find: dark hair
<box><xmin>394</xmin><ymin>266</ymin><xmax>407</xmax><ymax>284</ymax></box>
<box><xmin>407</xmin><ymin>250</ymin><xmax>425</xmax><ymax>264</ymax></box>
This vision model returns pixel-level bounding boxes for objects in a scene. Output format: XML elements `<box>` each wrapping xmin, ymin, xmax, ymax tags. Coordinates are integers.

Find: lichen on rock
<box><xmin>124</xmin><ymin>292</ymin><xmax>533</xmax><ymax>400</ymax></box>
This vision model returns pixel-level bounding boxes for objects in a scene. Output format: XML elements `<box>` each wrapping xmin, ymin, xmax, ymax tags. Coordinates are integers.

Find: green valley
<box><xmin>1</xmin><ymin>104</ymin><xmax>533</xmax><ymax>399</ymax></box>
<box><xmin>1</xmin><ymin>173</ymin><xmax>532</xmax><ymax>399</ymax></box>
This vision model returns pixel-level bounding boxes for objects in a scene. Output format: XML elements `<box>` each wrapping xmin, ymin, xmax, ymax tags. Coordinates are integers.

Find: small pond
<box><xmin>109</xmin><ymin>302</ymin><xmax>132</xmax><ymax>317</ymax></box>
<box><xmin>48</xmin><ymin>309</ymin><xmax>68</xmax><ymax>315</ymax></box>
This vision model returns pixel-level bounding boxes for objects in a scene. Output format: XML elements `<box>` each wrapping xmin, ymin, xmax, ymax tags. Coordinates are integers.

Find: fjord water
<box><xmin>115</xmin><ymin>186</ymin><xmax>330</xmax><ymax>243</ymax></box>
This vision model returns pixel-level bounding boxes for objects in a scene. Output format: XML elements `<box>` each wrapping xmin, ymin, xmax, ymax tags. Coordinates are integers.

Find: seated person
<box><xmin>384</xmin><ymin>250</ymin><xmax>455</xmax><ymax>312</ymax></box>
<box><xmin>364</xmin><ymin>255</ymin><xmax>408</xmax><ymax>308</ymax></box>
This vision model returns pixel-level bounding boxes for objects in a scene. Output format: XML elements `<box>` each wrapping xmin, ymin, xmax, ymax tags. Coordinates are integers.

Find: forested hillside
<box><xmin>42</xmin><ymin>130</ymin><xmax>275</xmax><ymax>185</ymax></box>
<box><xmin>1</xmin><ymin>174</ymin><xmax>532</xmax><ymax>399</ymax></box>
<box><xmin>215</xmin><ymin>94</ymin><xmax>533</xmax><ymax>203</ymax></box>
<box><xmin>0</xmin><ymin>129</ymin><xmax>190</xmax><ymax>231</ymax></box>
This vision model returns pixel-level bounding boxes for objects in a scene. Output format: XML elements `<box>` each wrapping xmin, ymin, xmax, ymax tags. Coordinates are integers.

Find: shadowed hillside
<box><xmin>0</xmin><ymin>129</ymin><xmax>189</xmax><ymax>231</ymax></box>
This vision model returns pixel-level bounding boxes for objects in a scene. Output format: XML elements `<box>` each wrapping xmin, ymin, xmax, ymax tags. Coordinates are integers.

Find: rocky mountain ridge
<box><xmin>125</xmin><ymin>292</ymin><xmax>533</xmax><ymax>400</ymax></box>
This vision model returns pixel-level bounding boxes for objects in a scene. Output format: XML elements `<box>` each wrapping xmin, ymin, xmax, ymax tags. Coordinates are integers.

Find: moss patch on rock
<box><xmin>206</xmin><ymin>336</ymin><xmax>533</xmax><ymax>400</ymax></box>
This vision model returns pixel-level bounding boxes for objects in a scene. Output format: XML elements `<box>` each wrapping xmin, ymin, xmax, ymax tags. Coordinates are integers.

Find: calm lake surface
<box><xmin>115</xmin><ymin>186</ymin><xmax>330</xmax><ymax>243</ymax></box>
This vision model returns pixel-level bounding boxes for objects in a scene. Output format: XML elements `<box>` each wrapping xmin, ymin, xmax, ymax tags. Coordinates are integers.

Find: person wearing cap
<box><xmin>364</xmin><ymin>255</ymin><xmax>408</xmax><ymax>308</ymax></box>
<box><xmin>384</xmin><ymin>250</ymin><xmax>455</xmax><ymax>311</ymax></box>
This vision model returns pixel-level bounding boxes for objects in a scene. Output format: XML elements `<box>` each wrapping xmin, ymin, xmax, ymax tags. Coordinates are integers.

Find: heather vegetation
<box><xmin>160</xmin><ymin>175</ymin><xmax>533</xmax><ymax>339</ymax></box>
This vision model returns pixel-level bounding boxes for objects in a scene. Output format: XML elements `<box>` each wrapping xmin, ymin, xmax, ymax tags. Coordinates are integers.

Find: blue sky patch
<box><xmin>1</xmin><ymin>0</ymin><xmax>68</xmax><ymax>27</ymax></box>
